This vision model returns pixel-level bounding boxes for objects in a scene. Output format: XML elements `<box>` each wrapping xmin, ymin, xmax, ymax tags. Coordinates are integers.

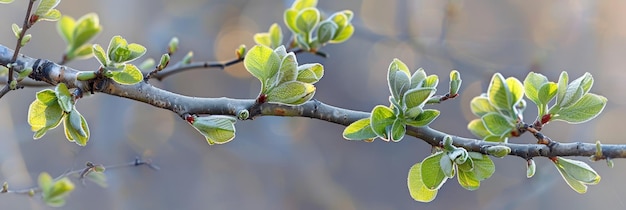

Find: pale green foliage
<box><xmin>0</xmin><ymin>0</ymin><xmax>14</xmax><ymax>4</ymax></box>
<box><xmin>34</xmin><ymin>0</ymin><xmax>61</xmax><ymax>22</ymax></box>
<box><xmin>38</xmin><ymin>172</ymin><xmax>74</xmax><ymax>207</ymax></box>
<box><xmin>283</xmin><ymin>0</ymin><xmax>354</xmax><ymax>51</ymax></box>
<box><xmin>57</xmin><ymin>13</ymin><xmax>102</xmax><ymax>61</ymax></box>
<box><xmin>407</xmin><ymin>136</ymin><xmax>495</xmax><ymax>202</ymax></box>
<box><xmin>553</xmin><ymin>157</ymin><xmax>601</xmax><ymax>193</ymax></box>
<box><xmin>92</xmin><ymin>35</ymin><xmax>146</xmax><ymax>85</ymax></box>
<box><xmin>28</xmin><ymin>84</ymin><xmax>90</xmax><ymax>146</ymax></box>
<box><xmin>191</xmin><ymin>116</ymin><xmax>237</xmax><ymax>145</ymax></box>
<box><xmin>254</xmin><ymin>23</ymin><xmax>283</xmax><ymax>49</ymax></box>
<box><xmin>343</xmin><ymin>59</ymin><xmax>448</xmax><ymax>142</ymax></box>
<box><xmin>243</xmin><ymin>45</ymin><xmax>322</xmax><ymax>105</ymax></box>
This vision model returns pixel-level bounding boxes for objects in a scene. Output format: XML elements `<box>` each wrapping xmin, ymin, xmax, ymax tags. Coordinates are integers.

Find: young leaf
<box><xmin>0</xmin><ymin>0</ymin><xmax>14</xmax><ymax>4</ymax></box>
<box><xmin>296</xmin><ymin>63</ymin><xmax>324</xmax><ymax>84</ymax></box>
<box><xmin>552</xmin><ymin>93</ymin><xmax>606</xmax><ymax>124</ymax></box>
<box><xmin>71</xmin><ymin>13</ymin><xmax>102</xmax><ymax>51</ymax></box>
<box><xmin>291</xmin><ymin>0</ymin><xmax>317</xmax><ymax>10</ymax></box>
<box><xmin>275</xmin><ymin>53</ymin><xmax>298</xmax><ymax>85</ymax></box>
<box><xmin>420</xmin><ymin>152</ymin><xmax>447</xmax><ymax>190</ymax></box>
<box><xmin>439</xmin><ymin>154</ymin><xmax>454</xmax><ymax>178</ymax></box>
<box><xmin>408</xmin><ymin>163</ymin><xmax>438</xmax><ymax>202</ymax></box>
<box><xmin>523</xmin><ymin>72</ymin><xmax>548</xmax><ymax>105</ymax></box>
<box><xmin>467</xmin><ymin>119</ymin><xmax>490</xmax><ymax>139</ymax></box>
<box><xmin>343</xmin><ymin>118</ymin><xmax>377</xmax><ymax>140</ymax></box>
<box><xmin>28</xmin><ymin>90</ymin><xmax>64</xmax><ymax>138</ymax></box>
<box><xmin>555</xmin><ymin>157</ymin><xmax>601</xmax><ymax>184</ymax></box>
<box><xmin>369</xmin><ymin>105</ymin><xmax>396</xmax><ymax>140</ymax></box>
<box><xmin>63</xmin><ymin>109</ymin><xmax>90</xmax><ymax>146</ymax></box>
<box><xmin>92</xmin><ymin>44</ymin><xmax>108</xmax><ymax>66</ymax></box>
<box><xmin>470</xmin><ymin>96</ymin><xmax>498</xmax><ymax>117</ymax></box>
<box><xmin>35</xmin><ymin>0</ymin><xmax>60</xmax><ymax>18</ymax></box>
<box><xmin>488</xmin><ymin>73</ymin><xmax>513</xmax><ymax>111</ymax></box>
<box><xmin>468</xmin><ymin>152</ymin><xmax>495</xmax><ymax>180</ymax></box>
<box><xmin>266</xmin><ymin>81</ymin><xmax>315</xmax><ymax>105</ymax></box>
<box><xmin>527</xmin><ymin>159</ymin><xmax>536</xmax><ymax>178</ymax></box>
<box><xmin>387</xmin><ymin>59</ymin><xmax>411</xmax><ymax>102</ymax></box>
<box><xmin>39</xmin><ymin>172</ymin><xmax>74</xmax><ymax>207</ymax></box>
<box><xmin>505</xmin><ymin>77</ymin><xmax>524</xmax><ymax>107</ymax></box>
<box><xmin>403</xmin><ymin>87</ymin><xmax>435</xmax><ymax>109</ymax></box>
<box><xmin>406</xmin><ymin>109</ymin><xmax>440</xmax><ymax>127</ymax></box>
<box><xmin>244</xmin><ymin>45</ymin><xmax>281</xmax><ymax>91</ymax></box>
<box><xmin>537</xmin><ymin>82</ymin><xmax>558</xmax><ymax>106</ymax></box>
<box><xmin>269</xmin><ymin>23</ymin><xmax>283</xmax><ymax>49</ymax></box>
<box><xmin>457</xmin><ymin>169</ymin><xmax>480</xmax><ymax>190</ymax></box>
<box><xmin>284</xmin><ymin>8</ymin><xmax>300</xmax><ymax>34</ymax></box>
<box><xmin>110</xmin><ymin>64</ymin><xmax>143</xmax><ymax>85</ymax></box>
<box><xmin>389</xmin><ymin>118</ymin><xmax>406</xmax><ymax>142</ymax></box>
<box><xmin>11</xmin><ymin>23</ymin><xmax>21</xmax><ymax>39</ymax></box>
<box><xmin>316</xmin><ymin>20</ymin><xmax>338</xmax><ymax>44</ymax></box>
<box><xmin>409</xmin><ymin>68</ymin><xmax>427</xmax><ymax>90</ymax></box>
<box><xmin>295</xmin><ymin>8</ymin><xmax>320</xmax><ymax>36</ymax></box>
<box><xmin>54</xmin><ymin>83</ymin><xmax>73</xmax><ymax>113</ymax></box>
<box><xmin>191</xmin><ymin>116</ymin><xmax>237</xmax><ymax>145</ymax></box>
<box><xmin>480</xmin><ymin>113</ymin><xmax>514</xmax><ymax>137</ymax></box>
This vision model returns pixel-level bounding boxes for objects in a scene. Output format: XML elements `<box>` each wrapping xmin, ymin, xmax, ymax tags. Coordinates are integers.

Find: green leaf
<box><xmin>369</xmin><ymin>105</ymin><xmax>396</xmax><ymax>140</ymax></box>
<box><xmin>38</xmin><ymin>172</ymin><xmax>53</xmax><ymax>192</ymax></box>
<box><xmin>71</xmin><ymin>13</ymin><xmax>102</xmax><ymax>50</ymax></box>
<box><xmin>42</xmin><ymin>176</ymin><xmax>74</xmax><ymax>207</ymax></box>
<box><xmin>506</xmin><ymin>77</ymin><xmax>524</xmax><ymax>107</ymax></box>
<box><xmin>296</xmin><ymin>63</ymin><xmax>323</xmax><ymax>84</ymax></box>
<box><xmin>191</xmin><ymin>116</ymin><xmax>237</xmax><ymax>145</ymax></box>
<box><xmin>467</xmin><ymin>119</ymin><xmax>490</xmax><ymax>139</ymax></box>
<box><xmin>559</xmin><ymin>72</ymin><xmax>593</xmax><ymax>108</ymax></box>
<box><xmin>389</xmin><ymin>118</ymin><xmax>406</xmax><ymax>142</ymax></box>
<box><xmin>330</xmin><ymin>24</ymin><xmax>353</xmax><ymax>44</ymax></box>
<box><xmin>343</xmin><ymin>118</ymin><xmax>377</xmax><ymax>140</ymax></box>
<box><xmin>481</xmin><ymin>113</ymin><xmax>514</xmax><ymax>136</ymax></box>
<box><xmin>485</xmin><ymin>145</ymin><xmax>511</xmax><ymax>158</ymax></box>
<box><xmin>0</xmin><ymin>0</ymin><xmax>15</xmax><ymax>4</ymax></box>
<box><xmin>457</xmin><ymin>169</ymin><xmax>480</xmax><ymax>190</ymax></box>
<box><xmin>538</xmin><ymin>82</ymin><xmax>558</xmax><ymax>106</ymax></box>
<box><xmin>70</xmin><ymin>44</ymin><xmax>94</xmax><ymax>60</ymax></box>
<box><xmin>110</xmin><ymin>64</ymin><xmax>143</xmax><ymax>85</ymax></box>
<box><xmin>387</xmin><ymin>59</ymin><xmax>411</xmax><ymax>102</ymax></box>
<box><xmin>403</xmin><ymin>87</ymin><xmax>435</xmax><ymax>109</ymax></box>
<box><xmin>92</xmin><ymin>44</ymin><xmax>108</xmax><ymax>66</ymax></box>
<box><xmin>523</xmin><ymin>72</ymin><xmax>548</xmax><ymax>105</ymax></box>
<box><xmin>57</xmin><ymin>16</ymin><xmax>75</xmax><ymax>44</ymax></box>
<box><xmin>552</xmin><ymin>93</ymin><xmax>606</xmax><ymax>124</ymax></box>
<box><xmin>63</xmin><ymin>109</ymin><xmax>89</xmax><ymax>146</ymax></box>
<box><xmin>406</xmin><ymin>109</ymin><xmax>440</xmax><ymax>127</ymax></box>
<box><xmin>488</xmin><ymin>73</ymin><xmax>514</xmax><ymax>111</ymax></box>
<box><xmin>555</xmin><ymin>71</ymin><xmax>571</xmax><ymax>109</ymax></box>
<box><xmin>409</xmin><ymin>68</ymin><xmax>427</xmax><ymax>89</ymax></box>
<box><xmin>266</xmin><ymin>81</ymin><xmax>315</xmax><ymax>105</ymax></box>
<box><xmin>39</xmin><ymin>9</ymin><xmax>61</xmax><ymax>21</ymax></box>
<box><xmin>316</xmin><ymin>20</ymin><xmax>338</xmax><ymax>44</ymax></box>
<box><xmin>422</xmin><ymin>75</ymin><xmax>439</xmax><ymax>88</ymax></box>
<box><xmin>527</xmin><ymin>159</ymin><xmax>536</xmax><ymax>178</ymax></box>
<box><xmin>449</xmin><ymin>70</ymin><xmax>462</xmax><ymax>95</ymax></box>
<box><xmin>85</xmin><ymin>172</ymin><xmax>107</xmax><ymax>188</ymax></box>
<box><xmin>35</xmin><ymin>0</ymin><xmax>60</xmax><ymax>17</ymax></box>
<box><xmin>555</xmin><ymin>157</ymin><xmax>601</xmax><ymax>184</ymax></box>
<box><xmin>295</xmin><ymin>8</ymin><xmax>320</xmax><ymax>36</ymax></box>
<box><xmin>420</xmin><ymin>152</ymin><xmax>447</xmax><ymax>190</ymax></box>
<box><xmin>457</xmin><ymin>156</ymin><xmax>474</xmax><ymax>172</ymax></box>
<box><xmin>28</xmin><ymin>93</ymin><xmax>64</xmax><ymax>139</ymax></box>
<box><xmin>290</xmin><ymin>0</ymin><xmax>317</xmax><ymax>10</ymax></box>
<box><xmin>468</xmin><ymin>152</ymin><xmax>495</xmax><ymax>180</ymax></box>
<box><xmin>274</xmin><ymin>52</ymin><xmax>298</xmax><ymax>85</ymax></box>
<box><xmin>11</xmin><ymin>23</ymin><xmax>21</xmax><ymax>39</ymax></box>
<box><xmin>470</xmin><ymin>96</ymin><xmax>498</xmax><ymax>117</ymax></box>
<box><xmin>407</xmin><ymin>163</ymin><xmax>438</xmax><ymax>202</ymax></box>
<box><xmin>284</xmin><ymin>8</ymin><xmax>300</xmax><ymax>34</ymax></box>
<box><xmin>439</xmin><ymin>155</ymin><xmax>454</xmax><ymax>178</ymax></box>
<box><xmin>244</xmin><ymin>45</ymin><xmax>281</xmax><ymax>92</ymax></box>
<box><xmin>54</xmin><ymin>83</ymin><xmax>73</xmax><ymax>113</ymax></box>
<box><xmin>269</xmin><ymin>23</ymin><xmax>282</xmax><ymax>49</ymax></box>
<box><xmin>253</xmin><ymin>33</ymin><xmax>271</xmax><ymax>48</ymax></box>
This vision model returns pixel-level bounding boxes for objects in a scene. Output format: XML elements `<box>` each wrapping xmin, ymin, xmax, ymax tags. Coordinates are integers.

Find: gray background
<box><xmin>1</xmin><ymin>0</ymin><xmax>625</xmax><ymax>209</ymax></box>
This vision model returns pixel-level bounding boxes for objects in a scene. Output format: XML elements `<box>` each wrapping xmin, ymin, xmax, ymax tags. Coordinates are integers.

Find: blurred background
<box><xmin>1</xmin><ymin>0</ymin><xmax>625</xmax><ymax>209</ymax></box>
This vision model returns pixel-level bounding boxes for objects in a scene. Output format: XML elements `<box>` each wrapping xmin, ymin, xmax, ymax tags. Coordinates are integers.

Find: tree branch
<box><xmin>0</xmin><ymin>44</ymin><xmax>623</xmax><ymax>160</ymax></box>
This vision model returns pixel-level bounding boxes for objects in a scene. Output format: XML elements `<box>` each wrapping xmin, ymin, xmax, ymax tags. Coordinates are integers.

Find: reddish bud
<box><xmin>256</xmin><ymin>94</ymin><xmax>267</xmax><ymax>104</ymax></box>
<box><xmin>29</xmin><ymin>15</ymin><xmax>38</xmax><ymax>25</ymax></box>
<box><xmin>186</xmin><ymin>115</ymin><xmax>195</xmax><ymax>124</ymax></box>
<box><xmin>541</xmin><ymin>114</ymin><xmax>551</xmax><ymax>124</ymax></box>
